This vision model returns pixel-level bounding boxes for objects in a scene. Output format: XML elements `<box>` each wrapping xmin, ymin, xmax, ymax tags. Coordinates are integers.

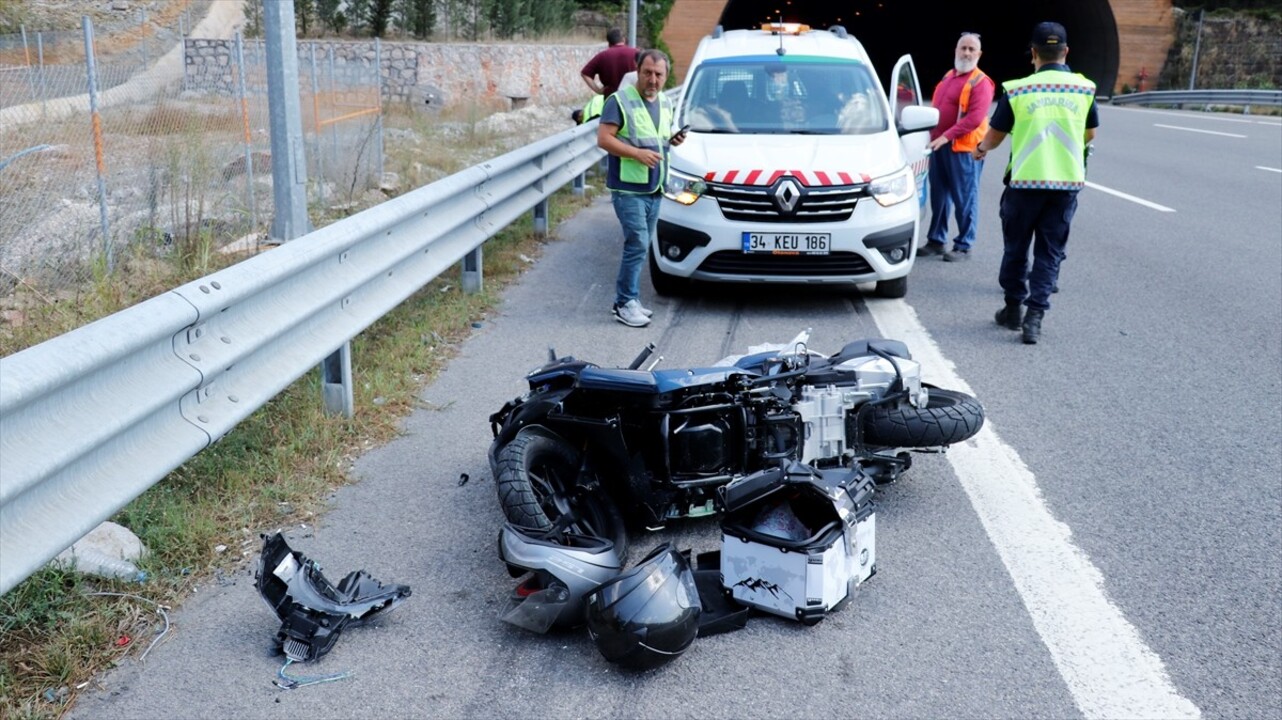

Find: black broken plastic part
<box><xmin>255</xmin><ymin>532</ymin><xmax>412</xmax><ymax>662</ymax></box>
<box><xmin>692</xmin><ymin>551</ymin><xmax>749</xmax><ymax>637</ymax></box>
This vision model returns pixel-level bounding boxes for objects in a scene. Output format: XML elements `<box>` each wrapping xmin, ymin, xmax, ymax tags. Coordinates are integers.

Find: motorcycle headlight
<box><xmin>663</xmin><ymin>168</ymin><xmax>707</xmax><ymax>206</ymax></box>
<box><xmin>868</xmin><ymin>166</ymin><xmax>914</xmax><ymax>207</ymax></box>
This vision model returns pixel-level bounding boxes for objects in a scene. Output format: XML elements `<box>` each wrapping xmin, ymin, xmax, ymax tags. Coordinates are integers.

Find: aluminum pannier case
<box><xmin>718</xmin><ymin>461</ymin><xmax>876</xmax><ymax>624</ymax></box>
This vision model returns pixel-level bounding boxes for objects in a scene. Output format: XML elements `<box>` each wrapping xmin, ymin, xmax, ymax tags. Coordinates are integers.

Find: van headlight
<box><xmin>663</xmin><ymin>168</ymin><xmax>707</xmax><ymax>206</ymax></box>
<box><xmin>868</xmin><ymin>166</ymin><xmax>914</xmax><ymax>207</ymax></box>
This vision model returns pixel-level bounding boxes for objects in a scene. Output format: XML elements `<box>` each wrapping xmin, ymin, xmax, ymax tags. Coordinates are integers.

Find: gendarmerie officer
<box><xmin>973</xmin><ymin>21</ymin><xmax>1099</xmax><ymax>345</ymax></box>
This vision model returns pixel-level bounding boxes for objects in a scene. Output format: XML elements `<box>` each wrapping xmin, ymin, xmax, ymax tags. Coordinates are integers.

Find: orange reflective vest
<box><xmin>934</xmin><ymin>68</ymin><xmax>992</xmax><ymax>153</ymax></box>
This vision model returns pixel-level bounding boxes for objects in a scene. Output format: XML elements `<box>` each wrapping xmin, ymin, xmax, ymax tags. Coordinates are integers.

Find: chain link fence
<box><xmin>0</xmin><ymin>17</ymin><xmax>383</xmax><ymax>298</ymax></box>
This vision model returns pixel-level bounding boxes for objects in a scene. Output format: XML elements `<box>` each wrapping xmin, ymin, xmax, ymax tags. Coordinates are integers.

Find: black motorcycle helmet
<box><xmin>584</xmin><ymin>543</ymin><xmax>701</xmax><ymax>670</ymax></box>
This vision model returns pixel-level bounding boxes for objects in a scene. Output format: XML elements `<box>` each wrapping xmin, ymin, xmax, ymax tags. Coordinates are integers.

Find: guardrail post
<box><xmin>462</xmin><ymin>247</ymin><xmax>483</xmax><ymax>293</ymax></box>
<box><xmin>532</xmin><ymin>198</ymin><xmax>549</xmax><ymax>236</ymax></box>
<box><xmin>321</xmin><ymin>341</ymin><xmax>354</xmax><ymax>418</ymax></box>
<box><xmin>572</xmin><ymin>171</ymin><xmax>586</xmax><ymax>196</ymax></box>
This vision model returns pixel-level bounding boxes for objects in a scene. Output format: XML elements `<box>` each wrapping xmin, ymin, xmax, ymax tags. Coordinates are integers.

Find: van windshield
<box><xmin>681</xmin><ymin>59</ymin><xmax>888</xmax><ymax>135</ymax></box>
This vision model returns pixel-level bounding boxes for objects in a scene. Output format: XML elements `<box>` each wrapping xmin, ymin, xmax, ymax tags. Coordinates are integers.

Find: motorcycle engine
<box><xmin>794</xmin><ymin>355</ymin><xmax>926</xmax><ymax>463</ymax></box>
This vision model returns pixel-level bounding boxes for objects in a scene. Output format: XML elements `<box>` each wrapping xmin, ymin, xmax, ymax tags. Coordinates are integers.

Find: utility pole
<box><xmin>628</xmin><ymin>0</ymin><xmax>638</xmax><ymax>49</ymax></box>
<box><xmin>1189</xmin><ymin>8</ymin><xmax>1204</xmax><ymax>90</ymax></box>
<box><xmin>263</xmin><ymin>2</ymin><xmax>352</xmax><ymax>418</ymax></box>
<box><xmin>263</xmin><ymin>0</ymin><xmax>310</xmax><ymax>242</ymax></box>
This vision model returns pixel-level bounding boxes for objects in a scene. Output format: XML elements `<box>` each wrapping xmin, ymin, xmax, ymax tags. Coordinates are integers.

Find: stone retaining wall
<box><xmin>184</xmin><ymin>38</ymin><xmax>599</xmax><ymax>107</ymax></box>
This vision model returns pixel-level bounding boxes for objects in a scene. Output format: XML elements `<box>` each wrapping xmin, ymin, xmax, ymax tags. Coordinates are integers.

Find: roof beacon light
<box><xmin>762</xmin><ymin>22</ymin><xmax>809</xmax><ymax>35</ymax></box>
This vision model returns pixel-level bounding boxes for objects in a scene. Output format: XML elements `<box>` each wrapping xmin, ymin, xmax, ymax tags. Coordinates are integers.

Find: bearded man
<box><xmin>919</xmin><ymin>32</ymin><xmax>995</xmax><ymax>262</ymax></box>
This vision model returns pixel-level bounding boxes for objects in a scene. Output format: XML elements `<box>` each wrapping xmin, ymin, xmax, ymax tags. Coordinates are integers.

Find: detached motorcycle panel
<box><xmin>255</xmin><ymin>533</ymin><xmax>412</xmax><ymax>662</ymax></box>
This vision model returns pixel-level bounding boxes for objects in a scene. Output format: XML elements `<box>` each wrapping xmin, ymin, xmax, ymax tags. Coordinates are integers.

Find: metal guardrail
<box><xmin>0</xmin><ymin>121</ymin><xmax>605</xmax><ymax>595</ymax></box>
<box><xmin>1110</xmin><ymin>89</ymin><xmax>1282</xmax><ymax>109</ymax></box>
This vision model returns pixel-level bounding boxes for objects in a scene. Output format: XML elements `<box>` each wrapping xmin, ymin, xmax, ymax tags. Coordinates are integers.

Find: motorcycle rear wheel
<box><xmin>495</xmin><ymin>431</ymin><xmax>629</xmax><ymax>558</ymax></box>
<box><xmin>860</xmin><ymin>389</ymin><xmax>984</xmax><ymax>448</ymax></box>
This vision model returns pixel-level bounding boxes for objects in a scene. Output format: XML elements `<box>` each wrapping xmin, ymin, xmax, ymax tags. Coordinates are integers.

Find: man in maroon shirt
<box><xmin>920</xmin><ymin>32</ymin><xmax>995</xmax><ymax>262</ymax></box>
<box><xmin>581</xmin><ymin>28</ymin><xmax>637</xmax><ymax>98</ymax></box>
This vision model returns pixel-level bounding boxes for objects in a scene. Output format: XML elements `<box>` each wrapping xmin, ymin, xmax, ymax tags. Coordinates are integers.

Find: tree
<box><xmin>318</xmin><ymin>0</ymin><xmax>344</xmax><ymax>34</ymax></box>
<box><xmin>296</xmin><ymin>0</ymin><xmax>316</xmax><ymax>36</ymax></box>
<box><xmin>242</xmin><ymin>0</ymin><xmax>263</xmax><ymax>38</ymax></box>
<box><xmin>413</xmin><ymin>0</ymin><xmax>437</xmax><ymax>38</ymax></box>
<box><xmin>394</xmin><ymin>0</ymin><xmax>436</xmax><ymax>39</ymax></box>
<box><xmin>488</xmin><ymin>0</ymin><xmax>528</xmax><ymax>39</ymax></box>
<box><xmin>347</xmin><ymin>0</ymin><xmax>374</xmax><ymax>34</ymax></box>
<box><xmin>371</xmin><ymin>0</ymin><xmax>395</xmax><ymax>36</ymax></box>
<box><xmin>529</xmin><ymin>0</ymin><xmax>575</xmax><ymax>35</ymax></box>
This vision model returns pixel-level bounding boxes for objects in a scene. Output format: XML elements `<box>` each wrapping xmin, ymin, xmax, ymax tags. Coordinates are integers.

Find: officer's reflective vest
<box><xmin>1003</xmin><ymin>70</ymin><xmax>1096</xmax><ymax>190</ymax></box>
<box><xmin>934</xmin><ymin>68</ymin><xmax>992</xmax><ymax>153</ymax></box>
<box><xmin>606</xmin><ymin>85</ymin><xmax>673</xmax><ymax>194</ymax></box>
<box><xmin>582</xmin><ymin>94</ymin><xmax>604</xmax><ymax>123</ymax></box>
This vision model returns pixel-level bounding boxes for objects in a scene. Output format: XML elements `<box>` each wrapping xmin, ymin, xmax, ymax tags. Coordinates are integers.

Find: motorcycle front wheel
<box><xmin>494</xmin><ymin>431</ymin><xmax>629</xmax><ymax>559</ymax></box>
<box><xmin>860</xmin><ymin>389</ymin><xmax>985</xmax><ymax>448</ymax></box>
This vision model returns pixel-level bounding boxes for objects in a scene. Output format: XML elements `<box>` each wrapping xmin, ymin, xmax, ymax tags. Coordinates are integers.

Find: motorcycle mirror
<box><xmin>628</xmin><ymin>342</ymin><xmax>657</xmax><ymax>370</ymax></box>
<box><xmin>547</xmin><ymin>346</ymin><xmax>557</xmax><ymax>363</ymax></box>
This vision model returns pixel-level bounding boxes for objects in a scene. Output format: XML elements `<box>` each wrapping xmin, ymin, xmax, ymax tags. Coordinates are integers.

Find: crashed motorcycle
<box><xmin>487</xmin><ymin>331</ymin><xmax>983</xmax><ymax>554</ymax></box>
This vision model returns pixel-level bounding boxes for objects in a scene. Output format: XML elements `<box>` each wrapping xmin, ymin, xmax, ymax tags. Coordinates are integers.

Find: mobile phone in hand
<box><xmin>671</xmin><ymin>124</ymin><xmax>691</xmax><ymax>141</ymax></box>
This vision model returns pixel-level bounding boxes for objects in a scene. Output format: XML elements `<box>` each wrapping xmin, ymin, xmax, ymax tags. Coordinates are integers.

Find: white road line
<box><xmin>1153</xmin><ymin>123</ymin><xmax>1247</xmax><ymax>138</ymax></box>
<box><xmin>1084</xmin><ymin>181</ymin><xmax>1176</xmax><ymax>212</ymax></box>
<box><xmin>1256</xmin><ymin>166</ymin><xmax>1282</xmax><ymax>174</ymax></box>
<box><xmin>866</xmin><ymin>300</ymin><xmax>1201</xmax><ymax>720</ymax></box>
<box><xmin>1106</xmin><ymin>105</ymin><xmax>1274</xmax><ymax>126</ymax></box>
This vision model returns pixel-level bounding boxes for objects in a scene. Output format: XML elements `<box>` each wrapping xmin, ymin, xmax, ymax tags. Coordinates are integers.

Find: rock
<box><xmin>53</xmin><ymin>521</ymin><xmax>148</xmax><ymax>581</ymax></box>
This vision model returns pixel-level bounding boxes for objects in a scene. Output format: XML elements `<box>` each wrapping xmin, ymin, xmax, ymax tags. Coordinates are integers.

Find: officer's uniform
<box><xmin>989</xmin><ymin>63</ymin><xmax>1098</xmax><ymax>316</ymax></box>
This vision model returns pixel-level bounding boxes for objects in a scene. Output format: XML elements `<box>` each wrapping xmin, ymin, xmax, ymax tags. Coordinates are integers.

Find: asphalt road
<box><xmin>70</xmin><ymin>104</ymin><xmax>1281</xmax><ymax>719</ymax></box>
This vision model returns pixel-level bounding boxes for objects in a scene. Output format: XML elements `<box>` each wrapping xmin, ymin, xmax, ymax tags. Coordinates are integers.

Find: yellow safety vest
<box><xmin>1003</xmin><ymin>70</ymin><xmax>1096</xmax><ymax>190</ymax></box>
<box><xmin>606</xmin><ymin>85</ymin><xmax>673</xmax><ymax>194</ymax></box>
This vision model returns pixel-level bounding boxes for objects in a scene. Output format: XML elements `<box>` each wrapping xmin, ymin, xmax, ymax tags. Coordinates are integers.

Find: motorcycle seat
<box><xmin>577</xmin><ymin>367</ymin><xmax>744</xmax><ymax>394</ymax></box>
<box><xmin>831</xmin><ymin>338</ymin><xmax>911</xmax><ymax>362</ymax></box>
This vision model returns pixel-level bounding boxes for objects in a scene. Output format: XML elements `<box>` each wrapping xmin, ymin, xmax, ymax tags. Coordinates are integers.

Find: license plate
<box><xmin>742</xmin><ymin>232</ymin><xmax>831</xmax><ymax>255</ymax></box>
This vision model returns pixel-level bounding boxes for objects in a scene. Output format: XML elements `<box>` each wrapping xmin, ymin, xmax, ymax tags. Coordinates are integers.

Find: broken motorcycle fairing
<box><xmin>255</xmin><ymin>533</ymin><xmax>412</xmax><ymax>662</ymax></box>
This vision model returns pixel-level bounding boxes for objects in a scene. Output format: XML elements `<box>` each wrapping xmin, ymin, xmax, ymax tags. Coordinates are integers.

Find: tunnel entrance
<box><xmin>717</xmin><ymin>0</ymin><xmax>1119</xmax><ymax>96</ymax></box>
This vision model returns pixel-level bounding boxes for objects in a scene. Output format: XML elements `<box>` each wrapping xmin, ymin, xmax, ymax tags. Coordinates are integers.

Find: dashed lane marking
<box><xmin>1084</xmin><ymin>181</ymin><xmax>1176</xmax><ymax>212</ymax></box>
<box><xmin>1153</xmin><ymin>123</ymin><xmax>1247</xmax><ymax>138</ymax></box>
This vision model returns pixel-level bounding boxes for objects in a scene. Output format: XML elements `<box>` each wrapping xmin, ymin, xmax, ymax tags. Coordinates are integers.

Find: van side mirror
<box><xmin>898</xmin><ymin>106</ymin><xmax>939</xmax><ymax>135</ymax></box>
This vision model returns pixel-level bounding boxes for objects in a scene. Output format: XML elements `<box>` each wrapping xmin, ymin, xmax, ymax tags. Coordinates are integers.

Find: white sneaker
<box><xmin>608</xmin><ymin>302</ymin><xmax>654</xmax><ymax>318</ymax></box>
<box><xmin>612</xmin><ymin>299</ymin><xmax>651</xmax><ymax>327</ymax></box>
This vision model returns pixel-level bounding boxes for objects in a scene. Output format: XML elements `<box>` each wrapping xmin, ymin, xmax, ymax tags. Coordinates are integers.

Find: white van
<box><xmin>654</xmin><ymin>24</ymin><xmax>938</xmax><ymax>298</ymax></box>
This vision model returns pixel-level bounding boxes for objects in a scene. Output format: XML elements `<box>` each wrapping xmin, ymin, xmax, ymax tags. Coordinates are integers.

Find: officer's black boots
<box><xmin>995</xmin><ymin>301</ymin><xmax>1023</xmax><ymax>331</ymax></box>
<box><xmin>1022</xmin><ymin>309</ymin><xmax>1045</xmax><ymax>345</ymax></box>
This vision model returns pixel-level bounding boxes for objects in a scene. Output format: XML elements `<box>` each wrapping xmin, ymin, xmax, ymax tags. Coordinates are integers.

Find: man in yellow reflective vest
<box><xmin>597</xmin><ymin>49</ymin><xmax>686</xmax><ymax>327</ymax></box>
<box><xmin>973</xmin><ymin>21</ymin><xmax>1099</xmax><ymax>344</ymax></box>
<box><xmin>572</xmin><ymin>93</ymin><xmax>605</xmax><ymax>125</ymax></box>
<box><xmin>921</xmin><ymin>32</ymin><xmax>994</xmax><ymax>262</ymax></box>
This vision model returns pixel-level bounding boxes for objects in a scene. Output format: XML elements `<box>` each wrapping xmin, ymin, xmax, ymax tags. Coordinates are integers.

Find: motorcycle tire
<box><xmin>494</xmin><ymin>431</ymin><xmax>629</xmax><ymax>559</ymax></box>
<box><xmin>860</xmin><ymin>389</ymin><xmax>985</xmax><ymax>448</ymax></box>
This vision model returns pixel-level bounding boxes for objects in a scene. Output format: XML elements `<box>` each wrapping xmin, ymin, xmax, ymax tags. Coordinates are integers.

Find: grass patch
<box><xmin>0</xmin><ymin>134</ymin><xmax>595</xmax><ymax>718</ymax></box>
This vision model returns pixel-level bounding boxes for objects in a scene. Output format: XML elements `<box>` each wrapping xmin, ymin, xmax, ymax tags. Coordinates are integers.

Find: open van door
<box><xmin>887</xmin><ymin>55</ymin><xmax>937</xmax><ymax>209</ymax></box>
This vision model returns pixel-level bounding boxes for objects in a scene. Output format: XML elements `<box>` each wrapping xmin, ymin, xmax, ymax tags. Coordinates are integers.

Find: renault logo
<box><xmin>773</xmin><ymin>178</ymin><xmax>802</xmax><ymax>214</ymax></box>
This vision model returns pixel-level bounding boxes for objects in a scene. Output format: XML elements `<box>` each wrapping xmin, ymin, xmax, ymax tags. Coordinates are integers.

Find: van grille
<box><xmin>708</xmin><ymin>182</ymin><xmax>866</xmax><ymax>224</ymax></box>
<box><xmin>698</xmin><ymin>251</ymin><xmax>874</xmax><ymax>276</ymax></box>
